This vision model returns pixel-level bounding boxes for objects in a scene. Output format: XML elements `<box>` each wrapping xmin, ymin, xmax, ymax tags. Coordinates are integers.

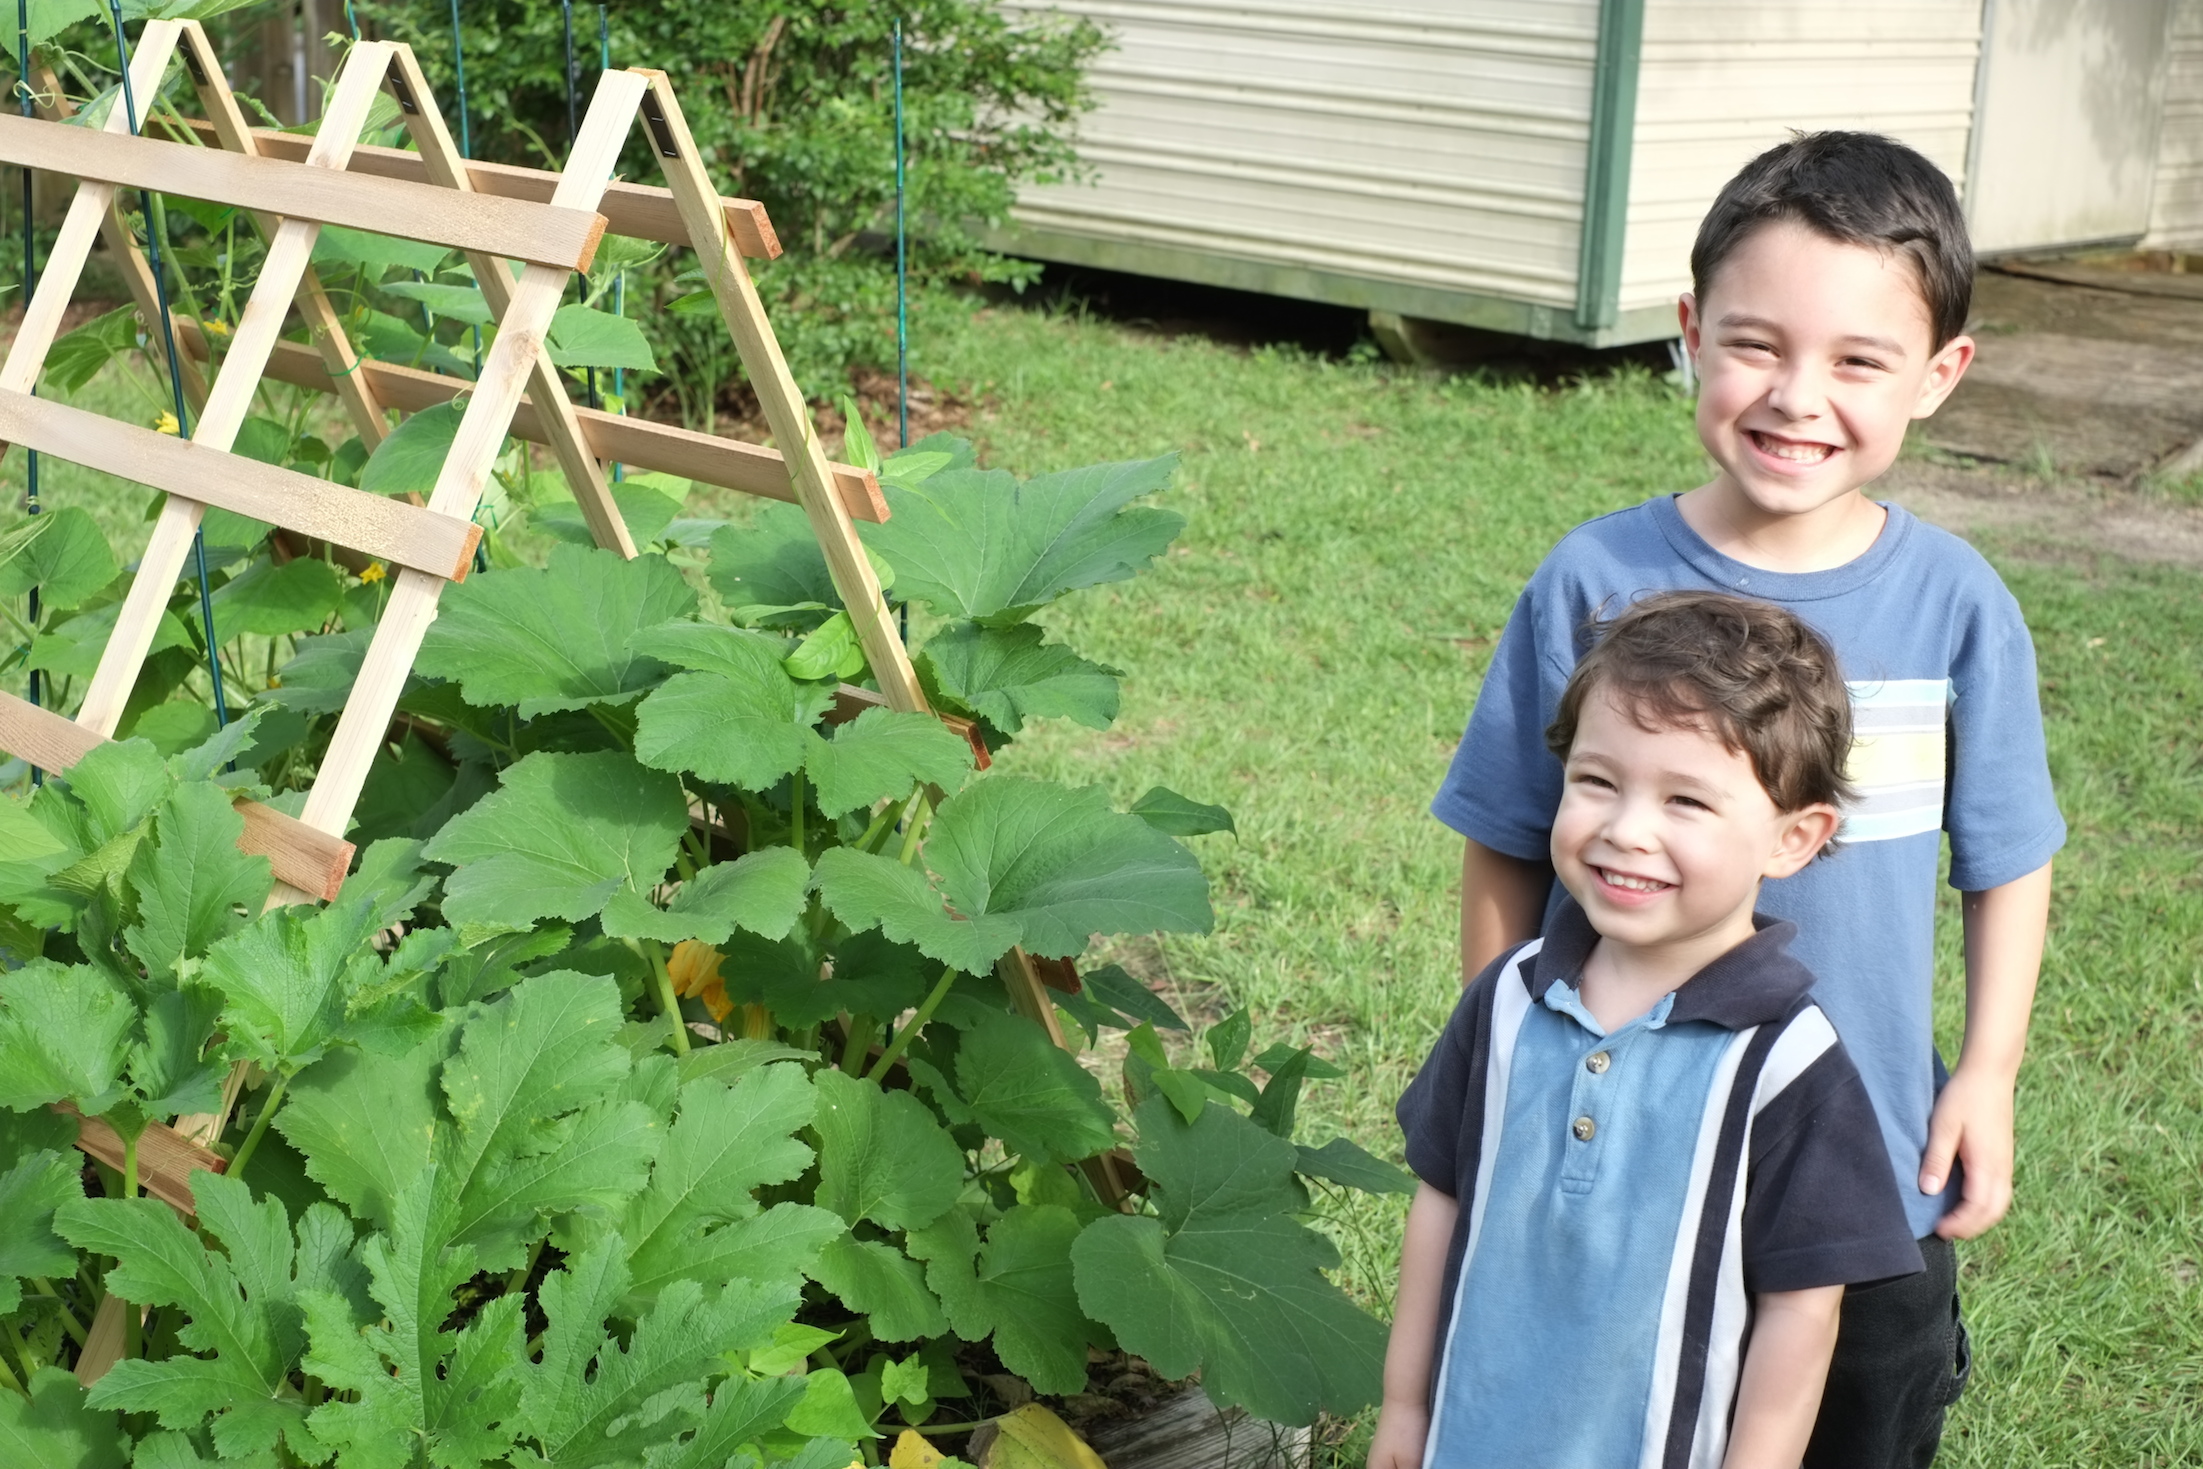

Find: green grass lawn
<box><xmin>10</xmin><ymin>291</ymin><xmax>2198</xmax><ymax>1463</ymax></box>
<box><xmin>910</xmin><ymin>299</ymin><xmax>2203</xmax><ymax>1465</ymax></box>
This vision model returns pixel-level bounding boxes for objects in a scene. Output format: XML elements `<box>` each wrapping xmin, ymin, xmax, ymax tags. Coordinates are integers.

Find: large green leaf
<box><xmin>0</xmin><ymin>507</ymin><xmax>120</xmax><ymax>610</ymax></box>
<box><xmin>202</xmin><ymin>556</ymin><xmax>344</xmax><ymax>639</ymax></box>
<box><xmin>37</xmin><ymin>303</ymin><xmax>136</xmax><ymax>394</ymax></box>
<box><xmin>0</xmin><ymin>961</ymin><xmax>133</xmax><ymax>1115</ymax></box>
<box><xmin>436</xmin><ymin>972</ymin><xmax>660</xmax><ymax>1269</ymax></box>
<box><xmin>0</xmin><ymin>1149</ymin><xmax>83</xmax><ymax>1316</ymax></box>
<box><xmin>61</xmin><ymin>1173</ymin><xmax>360</xmax><ymax>1461</ymax></box>
<box><xmin>909</xmin><ymin>1204</ymin><xmax>1099</xmax><ymax>1395</ymax></box>
<box><xmin>416</xmin><ymin>544</ymin><xmax>696</xmax><ymax>716</ymax></box>
<box><xmin>274</xmin><ymin>1038</ymin><xmax>446</xmax><ymax>1233</ymax></box>
<box><xmin>601</xmin><ymin>846</ymin><xmax>811</xmax><ymax>946</ymax></box>
<box><xmin>122</xmin><ymin>780</ymin><xmax>273</xmax><ymax>984</ymax></box>
<box><xmin>517</xmin><ymin>1237</ymin><xmax>795</xmax><ymax>1467</ymax></box>
<box><xmin>803</xmin><ymin>707</ymin><xmax>975</xmax><ymax>818</ymax></box>
<box><xmin>630</xmin><ymin>623</ymin><xmax>831</xmax><ymax>788</ymax></box>
<box><xmin>612</xmin><ymin>1066</ymin><xmax>836</xmax><ymax>1306</ymax></box>
<box><xmin>921</xmin><ymin>1010</ymin><xmax>1116</xmax><ymax>1165</ymax></box>
<box><xmin>0</xmin><ymin>1367</ymin><xmax>126</xmax><ymax>1469</ymax></box>
<box><xmin>423</xmin><ymin>752</ymin><xmax>687</xmax><ymax>931</ymax></box>
<box><xmin>302</xmin><ymin>1163</ymin><xmax>521</xmax><ymax>1469</ymax></box>
<box><xmin>811</xmin><ymin>1068</ymin><xmax>964</xmax><ymax>1232</ymax></box>
<box><xmin>1294</xmin><ymin>1138</ymin><xmax>1416</xmax><ymax>1196</ymax></box>
<box><xmin>198</xmin><ymin>888</ymin><xmax>387</xmax><ymax>1075</ymax></box>
<box><xmin>812</xmin><ymin>778</ymin><xmax>1211</xmax><ymax>970</ymax></box>
<box><xmin>534</xmin><ymin>480</ymin><xmax>685</xmax><ymax>549</ymax></box>
<box><xmin>1070</xmin><ymin>1099</ymin><xmax>1386</xmax><ymax>1425</ymax></box>
<box><xmin>863</xmin><ymin>455</ymin><xmax>1181</xmax><ymax>625</ymax></box>
<box><xmin>637</xmin><ymin>1376</ymin><xmax>807</xmax><ymax>1469</ymax></box>
<box><xmin>547</xmin><ymin>303</ymin><xmax>659</xmax><ymax>373</ymax></box>
<box><xmin>381</xmin><ymin>279</ymin><xmax>493</xmax><ymax>325</ymax></box>
<box><xmin>707</xmin><ymin>507</ymin><xmax>839</xmax><ymax>621</ymax></box>
<box><xmin>809</xmin><ymin>1235</ymin><xmax>946</xmax><ymax>1342</ymax></box>
<box><xmin>922</xmin><ymin>623</ymin><xmax>1120</xmax><ymax>735</ymax></box>
<box><xmin>358</xmin><ymin>401</ymin><xmax>465</xmax><ymax>500</ymax></box>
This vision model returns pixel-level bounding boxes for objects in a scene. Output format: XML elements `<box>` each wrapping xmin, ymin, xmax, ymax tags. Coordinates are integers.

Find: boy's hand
<box><xmin>1920</xmin><ymin>1064</ymin><xmax>2016</xmax><ymax>1239</ymax></box>
<box><xmin>1367</xmin><ymin>1401</ymin><xmax>1430</xmax><ymax>1469</ymax></box>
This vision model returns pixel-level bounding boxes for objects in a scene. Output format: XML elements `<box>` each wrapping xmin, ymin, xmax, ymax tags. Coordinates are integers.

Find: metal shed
<box><xmin>999</xmin><ymin>0</ymin><xmax>2203</xmax><ymax>347</ymax></box>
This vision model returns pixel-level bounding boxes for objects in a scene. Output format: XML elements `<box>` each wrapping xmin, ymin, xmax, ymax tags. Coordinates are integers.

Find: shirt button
<box><xmin>1586</xmin><ymin>1051</ymin><xmax>1611</xmax><ymax>1074</ymax></box>
<box><xmin>1572</xmin><ymin>1116</ymin><xmax>1596</xmax><ymax>1142</ymax></box>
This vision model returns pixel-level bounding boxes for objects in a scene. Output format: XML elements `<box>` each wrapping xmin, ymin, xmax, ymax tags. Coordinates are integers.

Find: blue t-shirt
<box><xmin>1431</xmin><ymin>495</ymin><xmax>2066</xmax><ymax>1237</ymax></box>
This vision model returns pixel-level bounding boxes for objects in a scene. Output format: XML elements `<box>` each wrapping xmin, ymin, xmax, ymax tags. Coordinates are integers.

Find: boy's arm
<box><xmin>1722</xmin><ymin>1285</ymin><xmax>1843</xmax><ymax>1469</ymax></box>
<box><xmin>1920</xmin><ymin>860</ymin><xmax>2053</xmax><ymax>1239</ymax></box>
<box><xmin>1368</xmin><ymin>1184</ymin><xmax>1460</xmax><ymax>1469</ymax></box>
<box><xmin>1460</xmin><ymin>838</ymin><xmax>1550</xmax><ymax>982</ymax></box>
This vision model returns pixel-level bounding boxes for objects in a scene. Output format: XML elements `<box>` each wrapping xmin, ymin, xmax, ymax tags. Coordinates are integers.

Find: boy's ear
<box><xmin>1910</xmin><ymin>333</ymin><xmax>1976</xmax><ymax>420</ymax></box>
<box><xmin>1766</xmin><ymin>803</ymin><xmax>1841</xmax><ymax>878</ymax></box>
<box><xmin>1678</xmin><ymin>293</ymin><xmax>1702</xmax><ymax>356</ymax></box>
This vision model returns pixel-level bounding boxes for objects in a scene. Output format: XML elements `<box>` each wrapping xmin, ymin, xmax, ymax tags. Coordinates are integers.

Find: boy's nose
<box><xmin>1600</xmin><ymin>797</ymin><xmax>1662</xmax><ymax>851</ymax></box>
<box><xmin>1763</xmin><ymin>362</ymin><xmax>1829</xmax><ymax>421</ymax></box>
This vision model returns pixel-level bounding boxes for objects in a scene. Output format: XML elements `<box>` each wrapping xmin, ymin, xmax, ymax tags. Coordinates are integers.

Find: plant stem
<box><xmin>226</xmin><ymin>1073</ymin><xmax>290</xmax><ymax>1180</ymax></box>
<box><xmin>30</xmin><ymin>1280</ymin><xmax>85</xmax><ymax>1348</ymax></box>
<box><xmin>838</xmin><ymin>1015</ymin><xmax>876</xmax><ymax>1075</ymax></box>
<box><xmin>906</xmin><ymin>1417</ymin><xmax>999</xmax><ymax>1435</ymax></box>
<box><xmin>853</xmin><ymin>800</ymin><xmax>899</xmax><ymax>855</ymax></box>
<box><xmin>645</xmin><ymin>942</ymin><xmax>691</xmax><ymax>1055</ymax></box>
<box><xmin>867</xmin><ymin>968</ymin><xmax>956</xmax><ymax>1082</ymax></box>
<box><xmin>897</xmin><ymin>796</ymin><xmax>931</xmax><ymax>866</ymax></box>
<box><xmin>788</xmin><ymin>769</ymin><xmax>806</xmax><ymax>855</ymax></box>
<box><xmin>0</xmin><ymin>1335</ymin><xmax>21</xmax><ymax>1396</ymax></box>
<box><xmin>121</xmin><ymin>1129</ymin><xmax>139</xmax><ymax>1201</ymax></box>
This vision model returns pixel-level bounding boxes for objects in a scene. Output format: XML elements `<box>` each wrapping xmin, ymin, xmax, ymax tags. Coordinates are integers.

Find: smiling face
<box><xmin>1679</xmin><ymin>220</ymin><xmax>1974</xmax><ymax>554</ymax></box>
<box><xmin>1551</xmin><ymin>687</ymin><xmax>1838</xmax><ymax>977</ymax></box>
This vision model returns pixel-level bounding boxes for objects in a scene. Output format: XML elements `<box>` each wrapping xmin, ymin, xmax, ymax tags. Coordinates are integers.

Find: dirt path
<box><xmin>1890</xmin><ymin>266</ymin><xmax>2203</xmax><ymax>572</ymax></box>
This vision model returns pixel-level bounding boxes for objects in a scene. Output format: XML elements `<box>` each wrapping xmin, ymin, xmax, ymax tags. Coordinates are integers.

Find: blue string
<box><xmin>106</xmin><ymin>0</ymin><xmax>227</xmax><ymax>732</ymax></box>
<box><xmin>17</xmin><ymin>0</ymin><xmax>40</xmax><ymax>781</ymax></box>
<box><xmin>894</xmin><ymin>18</ymin><xmax>907</xmax><ymax>452</ymax></box>
<box><xmin>447</xmin><ymin>0</ymin><xmax>479</xmax><ymax>376</ymax></box>
<box><xmin>601</xmin><ymin>5</ymin><xmax>622</xmax><ymax>482</ymax></box>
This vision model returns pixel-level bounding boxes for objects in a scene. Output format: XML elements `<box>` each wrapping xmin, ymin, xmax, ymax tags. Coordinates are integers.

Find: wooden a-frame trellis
<box><xmin>0</xmin><ymin>19</ymin><xmax>1113</xmax><ymax>1378</ymax></box>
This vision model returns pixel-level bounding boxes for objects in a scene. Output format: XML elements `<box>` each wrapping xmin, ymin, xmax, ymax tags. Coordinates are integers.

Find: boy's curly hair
<box><xmin>1692</xmin><ymin>130</ymin><xmax>1973</xmax><ymax>348</ymax></box>
<box><xmin>1545</xmin><ymin>591</ymin><xmax>1857</xmax><ymax>823</ymax></box>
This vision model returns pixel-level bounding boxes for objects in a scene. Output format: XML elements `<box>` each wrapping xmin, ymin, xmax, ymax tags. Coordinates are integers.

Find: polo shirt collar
<box><xmin>1523</xmin><ymin>895</ymin><xmax>1816</xmax><ymax>1030</ymax></box>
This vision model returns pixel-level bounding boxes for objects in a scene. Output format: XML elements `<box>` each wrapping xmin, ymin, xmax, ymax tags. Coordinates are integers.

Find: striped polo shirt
<box><xmin>1399</xmin><ymin>900</ymin><xmax>1921</xmax><ymax>1469</ymax></box>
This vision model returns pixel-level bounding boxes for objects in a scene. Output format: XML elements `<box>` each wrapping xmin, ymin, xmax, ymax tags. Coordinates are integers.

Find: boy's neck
<box><xmin>1578</xmin><ymin>906</ymin><xmax>1760</xmax><ymax>1033</ymax></box>
<box><xmin>1676</xmin><ymin>478</ymin><xmax>1888</xmax><ymax>574</ymax></box>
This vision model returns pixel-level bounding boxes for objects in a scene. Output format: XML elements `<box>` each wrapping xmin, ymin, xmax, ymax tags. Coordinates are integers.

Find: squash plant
<box><xmin>0</xmin><ymin>429</ymin><xmax>1407</xmax><ymax>1465</ymax></box>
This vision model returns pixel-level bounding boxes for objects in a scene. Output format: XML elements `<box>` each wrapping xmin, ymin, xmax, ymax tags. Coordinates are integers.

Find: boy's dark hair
<box><xmin>1692</xmin><ymin>131</ymin><xmax>1972</xmax><ymax>348</ymax></box>
<box><xmin>1546</xmin><ymin>591</ymin><xmax>1856</xmax><ymax>822</ymax></box>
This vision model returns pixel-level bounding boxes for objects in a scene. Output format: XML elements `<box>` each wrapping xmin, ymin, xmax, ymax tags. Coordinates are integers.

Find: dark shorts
<box><xmin>1804</xmin><ymin>1233</ymin><xmax>1971</xmax><ymax>1469</ymax></box>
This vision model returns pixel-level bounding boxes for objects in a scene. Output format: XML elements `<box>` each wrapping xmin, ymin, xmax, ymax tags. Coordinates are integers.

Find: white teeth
<box><xmin>1600</xmin><ymin>869</ymin><xmax>1668</xmax><ymax>892</ymax></box>
<box><xmin>1753</xmin><ymin>433</ymin><xmax>1832</xmax><ymax>463</ymax></box>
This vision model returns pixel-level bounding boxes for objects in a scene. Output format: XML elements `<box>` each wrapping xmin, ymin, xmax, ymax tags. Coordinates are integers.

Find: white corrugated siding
<box><xmin>1617</xmin><ymin>1</ymin><xmax>1982</xmax><ymax>316</ymax></box>
<box><xmin>1007</xmin><ymin>1</ymin><xmax>1599</xmax><ymax>308</ymax></box>
<box><xmin>2146</xmin><ymin>0</ymin><xmax>2203</xmax><ymax>247</ymax></box>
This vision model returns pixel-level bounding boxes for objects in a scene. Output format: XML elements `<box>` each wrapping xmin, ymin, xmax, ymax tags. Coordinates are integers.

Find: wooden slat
<box><xmin>641</xmin><ymin>73</ymin><xmax>920</xmax><ymax>710</ymax></box>
<box><xmin>0</xmin><ymin>690</ymin><xmax>356</xmax><ymax>900</ymax></box>
<box><xmin>72</xmin><ymin>44</ymin><xmax>401</xmax><ymax>740</ymax></box>
<box><xmin>385</xmin><ymin>44</ymin><xmax>634</xmax><ymax>559</ymax></box>
<box><xmin>61</xmin><ymin>1105</ymin><xmax>223</xmax><ymax>1216</ymax></box>
<box><xmin>171</xmin><ymin>115</ymin><xmax>779</xmax><ymax>258</ymax></box>
<box><xmin>0</xmin><ymin>112</ymin><xmax>607</xmax><ymax>271</ymax></box>
<box><xmin>0</xmin><ymin>23</ymin><xmax>182</xmax><ymax>399</ymax></box>
<box><xmin>178</xmin><ymin>20</ymin><xmax>388</xmax><ymax>451</ymax></box>
<box><xmin>0</xmin><ymin>390</ymin><xmax>480</xmax><ymax>578</ymax></box>
<box><xmin>293</xmin><ymin>69</ymin><xmax>653</xmax><ymax>846</ymax></box>
<box><xmin>221</xmin><ymin>332</ymin><xmax>887</xmax><ymax>522</ymax></box>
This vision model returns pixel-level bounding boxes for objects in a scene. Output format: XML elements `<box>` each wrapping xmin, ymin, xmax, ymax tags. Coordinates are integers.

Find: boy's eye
<box><xmin>1668</xmin><ymin>794</ymin><xmax>1710</xmax><ymax>811</ymax></box>
<box><xmin>1570</xmin><ymin>771</ymin><xmax>1615</xmax><ymax>791</ymax></box>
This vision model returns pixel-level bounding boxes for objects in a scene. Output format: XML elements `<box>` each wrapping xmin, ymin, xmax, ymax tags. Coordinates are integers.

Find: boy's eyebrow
<box><xmin>1714</xmin><ymin>311</ymin><xmax>1910</xmax><ymax>358</ymax></box>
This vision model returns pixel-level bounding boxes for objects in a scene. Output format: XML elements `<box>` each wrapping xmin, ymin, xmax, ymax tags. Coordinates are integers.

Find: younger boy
<box><xmin>1377</xmin><ymin>592</ymin><xmax>1920</xmax><ymax>1469</ymax></box>
<box><xmin>1431</xmin><ymin>132</ymin><xmax>2062</xmax><ymax>1465</ymax></box>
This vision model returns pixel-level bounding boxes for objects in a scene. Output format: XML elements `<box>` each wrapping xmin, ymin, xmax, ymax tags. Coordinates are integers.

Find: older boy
<box><xmin>1432</xmin><ymin>133</ymin><xmax>2063</xmax><ymax>1465</ymax></box>
<box><xmin>1375</xmin><ymin>592</ymin><xmax>1921</xmax><ymax>1469</ymax></box>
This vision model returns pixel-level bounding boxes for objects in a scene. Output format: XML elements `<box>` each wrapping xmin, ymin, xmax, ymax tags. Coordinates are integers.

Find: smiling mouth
<box><xmin>1747</xmin><ymin>430</ymin><xmax>1836</xmax><ymax>465</ymax></box>
<box><xmin>1596</xmin><ymin>867</ymin><xmax>1673</xmax><ymax>895</ymax></box>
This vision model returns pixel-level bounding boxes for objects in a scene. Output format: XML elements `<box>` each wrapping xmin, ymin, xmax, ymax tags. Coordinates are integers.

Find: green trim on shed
<box><xmin>1575</xmin><ymin>0</ymin><xmax>1646</xmax><ymax>331</ymax></box>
